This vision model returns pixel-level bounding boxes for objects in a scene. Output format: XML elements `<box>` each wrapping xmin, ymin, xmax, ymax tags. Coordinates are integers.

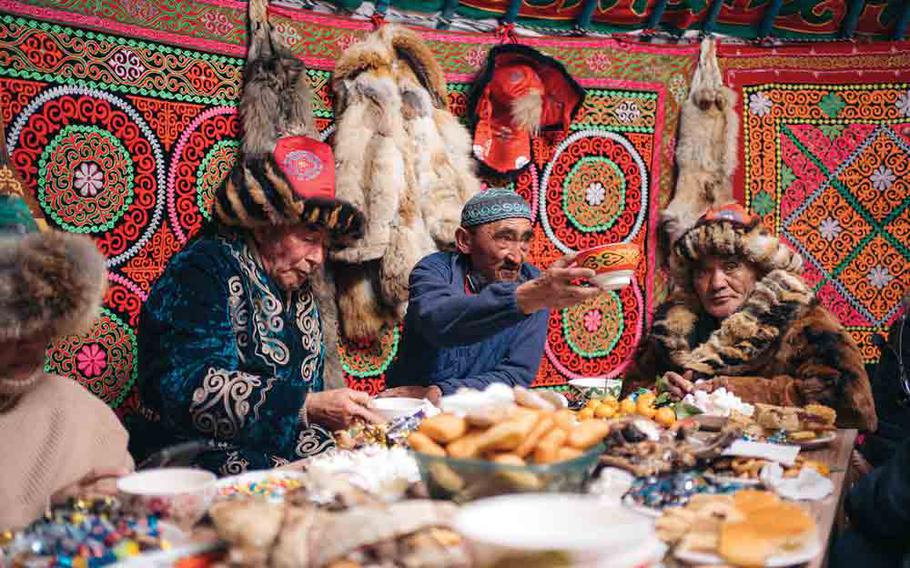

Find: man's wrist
<box><xmin>515</xmin><ymin>281</ymin><xmax>539</xmax><ymax>315</ymax></box>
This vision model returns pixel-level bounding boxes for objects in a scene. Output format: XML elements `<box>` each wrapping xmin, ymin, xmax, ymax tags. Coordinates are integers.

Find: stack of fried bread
<box><xmin>656</xmin><ymin>490</ymin><xmax>817</xmax><ymax>565</ymax></box>
<box><xmin>408</xmin><ymin>387</ymin><xmax>610</xmax><ymax>465</ymax></box>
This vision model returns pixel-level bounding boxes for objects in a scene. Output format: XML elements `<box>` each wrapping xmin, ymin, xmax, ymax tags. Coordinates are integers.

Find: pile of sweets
<box><xmin>1</xmin><ymin>497</ymin><xmax>171</xmax><ymax>567</ymax></box>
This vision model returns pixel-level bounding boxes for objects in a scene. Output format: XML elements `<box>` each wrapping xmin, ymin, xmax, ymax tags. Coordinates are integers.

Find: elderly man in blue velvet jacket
<box><xmin>385</xmin><ymin>189</ymin><xmax>602</xmax><ymax>400</ymax></box>
<box><xmin>130</xmin><ymin>137</ymin><xmax>382</xmax><ymax>474</ymax></box>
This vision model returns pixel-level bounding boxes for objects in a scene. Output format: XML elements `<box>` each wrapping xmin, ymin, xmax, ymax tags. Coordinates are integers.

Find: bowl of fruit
<box><xmin>577</xmin><ymin>392</ymin><xmax>678</xmax><ymax>429</ymax></box>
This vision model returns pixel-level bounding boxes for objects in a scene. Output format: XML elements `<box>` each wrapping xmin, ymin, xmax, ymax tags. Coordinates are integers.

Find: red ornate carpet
<box><xmin>0</xmin><ymin>0</ymin><xmax>696</xmax><ymax>411</ymax></box>
<box><xmin>719</xmin><ymin>42</ymin><xmax>910</xmax><ymax>362</ymax></box>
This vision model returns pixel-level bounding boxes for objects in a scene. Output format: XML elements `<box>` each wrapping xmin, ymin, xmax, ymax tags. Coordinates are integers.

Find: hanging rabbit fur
<box><xmin>661</xmin><ymin>38</ymin><xmax>738</xmax><ymax>251</ymax></box>
<box><xmin>331</xmin><ymin>25</ymin><xmax>480</xmax><ymax>342</ymax></box>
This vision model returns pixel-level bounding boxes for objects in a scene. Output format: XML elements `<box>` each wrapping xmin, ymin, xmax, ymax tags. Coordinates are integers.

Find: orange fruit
<box><xmin>578</xmin><ymin>407</ymin><xmax>595</xmax><ymax>421</ymax></box>
<box><xmin>619</xmin><ymin>398</ymin><xmax>637</xmax><ymax>415</ymax></box>
<box><xmin>595</xmin><ymin>403</ymin><xmax>616</xmax><ymax>419</ymax></box>
<box><xmin>585</xmin><ymin>398</ymin><xmax>600</xmax><ymax>409</ymax></box>
<box><xmin>654</xmin><ymin>406</ymin><xmax>677</xmax><ymax>427</ymax></box>
<box><xmin>636</xmin><ymin>398</ymin><xmax>657</xmax><ymax>419</ymax></box>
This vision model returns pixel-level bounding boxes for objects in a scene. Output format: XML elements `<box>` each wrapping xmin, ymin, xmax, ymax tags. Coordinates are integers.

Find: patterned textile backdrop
<box><xmin>0</xmin><ymin>0</ymin><xmax>696</xmax><ymax>412</ymax></box>
<box><xmin>719</xmin><ymin>42</ymin><xmax>910</xmax><ymax>363</ymax></box>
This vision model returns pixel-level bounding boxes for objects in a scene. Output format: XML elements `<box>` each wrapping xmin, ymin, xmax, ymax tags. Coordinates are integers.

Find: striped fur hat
<box><xmin>213</xmin><ymin>136</ymin><xmax>364</xmax><ymax>246</ymax></box>
<box><xmin>670</xmin><ymin>203</ymin><xmax>803</xmax><ymax>286</ymax></box>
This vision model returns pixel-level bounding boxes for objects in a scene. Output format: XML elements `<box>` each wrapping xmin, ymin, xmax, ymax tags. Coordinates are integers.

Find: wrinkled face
<box><xmin>0</xmin><ymin>333</ymin><xmax>52</xmax><ymax>378</ymax></box>
<box><xmin>255</xmin><ymin>224</ymin><xmax>327</xmax><ymax>291</ymax></box>
<box><xmin>692</xmin><ymin>255</ymin><xmax>759</xmax><ymax>319</ymax></box>
<box><xmin>455</xmin><ymin>218</ymin><xmax>533</xmax><ymax>283</ymax></box>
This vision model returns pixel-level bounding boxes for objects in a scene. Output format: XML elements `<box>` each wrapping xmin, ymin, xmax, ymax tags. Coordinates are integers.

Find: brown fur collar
<box><xmin>651</xmin><ymin>269</ymin><xmax>815</xmax><ymax>376</ymax></box>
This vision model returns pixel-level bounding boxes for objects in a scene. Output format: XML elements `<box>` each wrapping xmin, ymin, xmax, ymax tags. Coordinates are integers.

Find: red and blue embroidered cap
<box><xmin>214</xmin><ymin>136</ymin><xmax>365</xmax><ymax>246</ymax></box>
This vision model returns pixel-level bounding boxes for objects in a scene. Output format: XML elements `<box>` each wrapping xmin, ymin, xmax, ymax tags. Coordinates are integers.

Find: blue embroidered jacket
<box><xmin>131</xmin><ymin>231</ymin><xmax>333</xmax><ymax>475</ymax></box>
<box><xmin>385</xmin><ymin>252</ymin><xmax>549</xmax><ymax>394</ymax></box>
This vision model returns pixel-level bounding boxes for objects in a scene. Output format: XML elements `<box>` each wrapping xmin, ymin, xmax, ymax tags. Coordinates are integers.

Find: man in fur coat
<box><xmin>130</xmin><ymin>137</ymin><xmax>383</xmax><ymax>474</ymax></box>
<box><xmin>385</xmin><ymin>189</ymin><xmax>602</xmax><ymax>397</ymax></box>
<box><xmin>622</xmin><ymin>204</ymin><xmax>876</xmax><ymax>431</ymax></box>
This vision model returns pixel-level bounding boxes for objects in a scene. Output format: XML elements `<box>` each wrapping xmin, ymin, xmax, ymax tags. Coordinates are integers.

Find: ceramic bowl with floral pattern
<box><xmin>117</xmin><ymin>468</ymin><xmax>216</xmax><ymax>529</ymax></box>
<box><xmin>573</xmin><ymin>243</ymin><xmax>640</xmax><ymax>290</ymax></box>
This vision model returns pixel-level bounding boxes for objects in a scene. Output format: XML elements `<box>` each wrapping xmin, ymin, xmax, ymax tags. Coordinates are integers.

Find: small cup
<box><xmin>117</xmin><ymin>468</ymin><xmax>215</xmax><ymax>529</ymax></box>
<box><xmin>573</xmin><ymin>243</ymin><xmax>640</xmax><ymax>291</ymax></box>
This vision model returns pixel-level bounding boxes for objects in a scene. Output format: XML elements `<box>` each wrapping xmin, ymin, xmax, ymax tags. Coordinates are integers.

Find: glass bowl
<box><xmin>412</xmin><ymin>446</ymin><xmax>602</xmax><ymax>503</ymax></box>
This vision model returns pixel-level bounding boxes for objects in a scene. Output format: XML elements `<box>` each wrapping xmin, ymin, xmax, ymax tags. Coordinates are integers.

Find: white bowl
<box><xmin>370</xmin><ymin>397</ymin><xmax>425</xmax><ymax>421</ymax></box>
<box><xmin>590</xmin><ymin>269</ymin><xmax>633</xmax><ymax>291</ymax></box>
<box><xmin>455</xmin><ymin>494</ymin><xmax>654</xmax><ymax>565</ymax></box>
<box><xmin>117</xmin><ymin>468</ymin><xmax>215</xmax><ymax>528</ymax></box>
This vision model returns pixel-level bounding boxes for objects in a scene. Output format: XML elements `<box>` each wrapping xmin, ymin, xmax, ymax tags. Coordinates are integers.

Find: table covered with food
<box><xmin>0</xmin><ymin>382</ymin><xmax>855</xmax><ymax>568</ymax></box>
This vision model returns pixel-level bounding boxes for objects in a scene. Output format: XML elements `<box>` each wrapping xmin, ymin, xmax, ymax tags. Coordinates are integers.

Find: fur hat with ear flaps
<box><xmin>330</xmin><ymin>24</ymin><xmax>480</xmax><ymax>343</ymax></box>
<box><xmin>0</xmin><ymin>116</ymin><xmax>106</xmax><ymax>343</ymax></box>
<box><xmin>657</xmin><ymin>203</ymin><xmax>812</xmax><ymax>377</ymax></box>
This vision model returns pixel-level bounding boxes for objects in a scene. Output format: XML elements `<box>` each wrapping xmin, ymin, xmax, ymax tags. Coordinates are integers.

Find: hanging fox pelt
<box><xmin>330</xmin><ymin>24</ymin><xmax>480</xmax><ymax>343</ymax></box>
<box><xmin>660</xmin><ymin>37</ymin><xmax>738</xmax><ymax>250</ymax></box>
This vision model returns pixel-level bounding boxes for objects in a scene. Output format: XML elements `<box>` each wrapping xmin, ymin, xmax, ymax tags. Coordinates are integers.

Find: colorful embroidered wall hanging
<box><xmin>720</xmin><ymin>42</ymin><xmax>910</xmax><ymax>363</ymax></box>
<box><xmin>0</xmin><ymin>1</ymin><xmax>694</xmax><ymax>411</ymax></box>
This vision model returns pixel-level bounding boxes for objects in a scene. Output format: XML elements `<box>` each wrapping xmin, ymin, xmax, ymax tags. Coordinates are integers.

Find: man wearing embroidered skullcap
<box><xmin>622</xmin><ymin>203</ymin><xmax>876</xmax><ymax>431</ymax></box>
<box><xmin>384</xmin><ymin>188</ymin><xmax>603</xmax><ymax>398</ymax></box>
<box><xmin>129</xmin><ymin>17</ymin><xmax>383</xmax><ymax>474</ymax></box>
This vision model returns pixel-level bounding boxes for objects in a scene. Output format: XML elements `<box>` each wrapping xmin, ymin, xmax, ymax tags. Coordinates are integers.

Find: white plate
<box><xmin>789</xmin><ymin>431</ymin><xmax>836</xmax><ymax>449</ymax></box>
<box><xmin>703</xmin><ymin>471</ymin><xmax>763</xmax><ymax>487</ymax></box>
<box><xmin>674</xmin><ymin>533</ymin><xmax>822</xmax><ymax>566</ymax></box>
<box><xmin>456</xmin><ymin>494</ymin><xmax>653</xmax><ymax>554</ymax></box>
<box><xmin>214</xmin><ymin>469</ymin><xmax>307</xmax><ymax>501</ymax></box>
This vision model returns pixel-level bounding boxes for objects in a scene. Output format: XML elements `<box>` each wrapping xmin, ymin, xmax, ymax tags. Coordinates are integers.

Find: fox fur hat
<box><xmin>670</xmin><ymin>203</ymin><xmax>803</xmax><ymax>288</ymax></box>
<box><xmin>0</xmin><ymin>193</ymin><xmax>106</xmax><ymax>342</ymax></box>
<box><xmin>0</xmin><ymin>114</ymin><xmax>105</xmax><ymax>343</ymax></box>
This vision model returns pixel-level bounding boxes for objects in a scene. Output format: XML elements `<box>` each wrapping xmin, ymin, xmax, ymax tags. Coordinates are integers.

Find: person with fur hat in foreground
<box><xmin>0</xmin><ymin>189</ymin><xmax>133</xmax><ymax>530</ymax></box>
<box><xmin>383</xmin><ymin>189</ymin><xmax>603</xmax><ymax>397</ymax></box>
<box><xmin>622</xmin><ymin>204</ymin><xmax>877</xmax><ymax>431</ymax></box>
<box><xmin>129</xmin><ymin>135</ymin><xmax>383</xmax><ymax>474</ymax></box>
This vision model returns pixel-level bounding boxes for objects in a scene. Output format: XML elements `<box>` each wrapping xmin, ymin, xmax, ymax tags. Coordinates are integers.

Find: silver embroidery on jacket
<box><xmin>190</xmin><ymin>367</ymin><xmax>262</xmax><ymax>439</ymax></box>
<box><xmin>295</xmin><ymin>288</ymin><xmax>324</xmax><ymax>383</ymax></box>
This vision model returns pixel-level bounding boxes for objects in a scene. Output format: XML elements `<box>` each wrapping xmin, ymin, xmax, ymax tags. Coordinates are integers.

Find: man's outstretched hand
<box><xmin>516</xmin><ymin>255</ymin><xmax>602</xmax><ymax>314</ymax></box>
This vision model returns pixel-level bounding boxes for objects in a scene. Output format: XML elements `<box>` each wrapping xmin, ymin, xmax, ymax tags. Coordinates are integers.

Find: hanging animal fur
<box><xmin>331</xmin><ymin>25</ymin><xmax>480</xmax><ymax>342</ymax></box>
<box><xmin>238</xmin><ymin>0</ymin><xmax>345</xmax><ymax>387</ymax></box>
<box><xmin>660</xmin><ymin>38</ymin><xmax>738</xmax><ymax>251</ymax></box>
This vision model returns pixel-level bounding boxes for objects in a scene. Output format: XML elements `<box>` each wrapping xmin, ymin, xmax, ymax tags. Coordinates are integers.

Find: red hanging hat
<box><xmin>469</xmin><ymin>44</ymin><xmax>585</xmax><ymax>176</ymax></box>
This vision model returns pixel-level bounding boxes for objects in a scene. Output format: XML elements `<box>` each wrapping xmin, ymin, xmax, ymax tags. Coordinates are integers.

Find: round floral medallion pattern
<box><xmin>38</xmin><ymin>124</ymin><xmax>134</xmax><ymax>233</ymax></box>
<box><xmin>561</xmin><ymin>291</ymin><xmax>625</xmax><ymax>358</ymax></box>
<box><xmin>45</xmin><ymin>308</ymin><xmax>137</xmax><ymax>408</ymax></box>
<box><xmin>562</xmin><ymin>156</ymin><xmax>626</xmax><ymax>233</ymax></box>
